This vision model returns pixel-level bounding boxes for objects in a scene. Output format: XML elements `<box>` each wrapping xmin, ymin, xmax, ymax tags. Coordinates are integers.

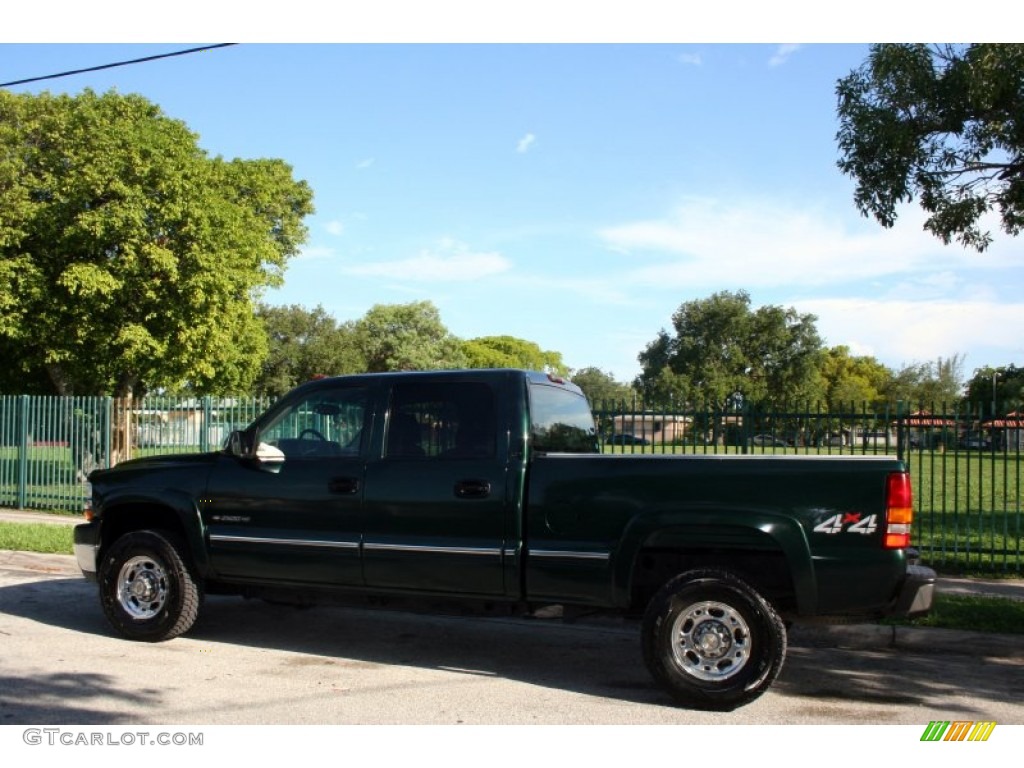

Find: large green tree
<box><xmin>963</xmin><ymin>363</ymin><xmax>1024</xmax><ymax>415</ymax></box>
<box><xmin>837</xmin><ymin>44</ymin><xmax>1024</xmax><ymax>251</ymax></box>
<box><xmin>883</xmin><ymin>354</ymin><xmax>966</xmax><ymax>407</ymax></box>
<box><xmin>462</xmin><ymin>335</ymin><xmax>568</xmax><ymax>376</ymax></box>
<box><xmin>820</xmin><ymin>345</ymin><xmax>894</xmax><ymax>409</ymax></box>
<box><xmin>253</xmin><ymin>304</ymin><xmax>365</xmax><ymax>397</ymax></box>
<box><xmin>352</xmin><ymin>300</ymin><xmax>466</xmax><ymax>373</ymax></box>
<box><xmin>636</xmin><ymin>291</ymin><xmax>825</xmax><ymax>409</ymax></box>
<box><xmin>0</xmin><ymin>89</ymin><xmax>313</xmax><ymax>396</ymax></box>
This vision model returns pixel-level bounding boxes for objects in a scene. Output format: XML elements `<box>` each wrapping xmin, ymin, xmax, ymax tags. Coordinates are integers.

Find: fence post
<box><xmin>741</xmin><ymin>402</ymin><xmax>751</xmax><ymax>455</ymax></box>
<box><xmin>16</xmin><ymin>395</ymin><xmax>29</xmax><ymax>509</ymax></box>
<box><xmin>102</xmin><ymin>397</ymin><xmax>113</xmax><ymax>469</ymax></box>
<box><xmin>201</xmin><ymin>396</ymin><xmax>212</xmax><ymax>453</ymax></box>
<box><xmin>895</xmin><ymin>400</ymin><xmax>904</xmax><ymax>462</ymax></box>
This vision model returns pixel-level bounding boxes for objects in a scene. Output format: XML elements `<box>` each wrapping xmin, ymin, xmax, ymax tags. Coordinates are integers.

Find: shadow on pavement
<box><xmin>2</xmin><ymin>574</ymin><xmax>1022</xmax><ymax>719</ymax></box>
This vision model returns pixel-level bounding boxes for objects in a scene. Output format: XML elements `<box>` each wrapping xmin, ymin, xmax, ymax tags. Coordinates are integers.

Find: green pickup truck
<box><xmin>74</xmin><ymin>369</ymin><xmax>935</xmax><ymax>710</ymax></box>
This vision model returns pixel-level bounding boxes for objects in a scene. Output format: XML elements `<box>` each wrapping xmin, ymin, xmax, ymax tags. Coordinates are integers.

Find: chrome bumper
<box><xmin>892</xmin><ymin>564</ymin><xmax>937</xmax><ymax>618</ymax></box>
<box><xmin>73</xmin><ymin>522</ymin><xmax>100</xmax><ymax>582</ymax></box>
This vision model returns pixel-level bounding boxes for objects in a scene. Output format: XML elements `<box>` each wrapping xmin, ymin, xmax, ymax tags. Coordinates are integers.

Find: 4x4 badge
<box><xmin>813</xmin><ymin>513</ymin><xmax>878</xmax><ymax>535</ymax></box>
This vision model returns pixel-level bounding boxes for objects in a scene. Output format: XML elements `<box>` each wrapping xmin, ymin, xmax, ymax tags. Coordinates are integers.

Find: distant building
<box><xmin>610</xmin><ymin>413</ymin><xmax>691</xmax><ymax>443</ymax></box>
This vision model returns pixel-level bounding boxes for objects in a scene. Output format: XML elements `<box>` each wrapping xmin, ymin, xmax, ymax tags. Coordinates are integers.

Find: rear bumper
<box><xmin>73</xmin><ymin>521</ymin><xmax>100</xmax><ymax>582</ymax></box>
<box><xmin>890</xmin><ymin>563</ymin><xmax>936</xmax><ymax>618</ymax></box>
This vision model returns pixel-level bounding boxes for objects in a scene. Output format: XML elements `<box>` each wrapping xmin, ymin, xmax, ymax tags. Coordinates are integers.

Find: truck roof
<box><xmin>295</xmin><ymin>368</ymin><xmax>586</xmax><ymax>397</ymax></box>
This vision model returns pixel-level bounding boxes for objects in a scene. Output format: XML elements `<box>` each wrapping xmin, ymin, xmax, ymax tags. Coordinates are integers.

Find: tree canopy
<box><xmin>0</xmin><ymin>89</ymin><xmax>313</xmax><ymax>396</ymax></box>
<box><xmin>963</xmin><ymin>363</ymin><xmax>1024</xmax><ymax>415</ymax></box>
<box><xmin>820</xmin><ymin>346</ymin><xmax>893</xmax><ymax>409</ymax></box>
<box><xmin>462</xmin><ymin>335</ymin><xmax>568</xmax><ymax>375</ymax></box>
<box><xmin>570</xmin><ymin>367</ymin><xmax>634</xmax><ymax>406</ymax></box>
<box><xmin>836</xmin><ymin>44</ymin><xmax>1024</xmax><ymax>251</ymax></box>
<box><xmin>635</xmin><ymin>291</ymin><xmax>825</xmax><ymax>409</ymax></box>
<box><xmin>352</xmin><ymin>300</ymin><xmax>466</xmax><ymax>373</ymax></box>
<box><xmin>253</xmin><ymin>304</ymin><xmax>364</xmax><ymax>398</ymax></box>
<box><xmin>884</xmin><ymin>354</ymin><xmax>966</xmax><ymax>407</ymax></box>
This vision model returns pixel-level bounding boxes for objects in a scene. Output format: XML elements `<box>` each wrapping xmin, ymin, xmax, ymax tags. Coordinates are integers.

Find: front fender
<box><xmin>95</xmin><ymin>487</ymin><xmax>210</xmax><ymax>578</ymax></box>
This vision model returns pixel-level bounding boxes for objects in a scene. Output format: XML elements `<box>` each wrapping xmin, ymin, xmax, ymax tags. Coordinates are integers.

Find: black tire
<box><xmin>641</xmin><ymin>568</ymin><xmax>786</xmax><ymax>711</ymax></box>
<box><xmin>98</xmin><ymin>530</ymin><xmax>202</xmax><ymax>642</ymax></box>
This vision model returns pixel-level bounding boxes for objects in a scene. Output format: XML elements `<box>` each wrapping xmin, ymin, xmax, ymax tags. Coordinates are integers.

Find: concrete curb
<box><xmin>0</xmin><ymin>508</ymin><xmax>83</xmax><ymax>525</ymax></box>
<box><xmin>0</xmin><ymin>549</ymin><xmax>81</xmax><ymax>577</ymax></box>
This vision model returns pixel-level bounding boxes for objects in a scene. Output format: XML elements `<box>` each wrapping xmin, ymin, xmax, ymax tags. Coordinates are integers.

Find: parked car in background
<box><xmin>607</xmin><ymin>433</ymin><xmax>650</xmax><ymax>446</ymax></box>
<box><xmin>818</xmin><ymin>432</ymin><xmax>847</xmax><ymax>447</ymax></box>
<box><xmin>750</xmin><ymin>434</ymin><xmax>788</xmax><ymax>447</ymax></box>
<box><xmin>959</xmin><ymin>433</ymin><xmax>991</xmax><ymax>450</ymax></box>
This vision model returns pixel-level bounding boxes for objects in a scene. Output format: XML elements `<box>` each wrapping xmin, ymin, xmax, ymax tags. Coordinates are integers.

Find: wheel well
<box><xmin>99</xmin><ymin>503</ymin><xmax>189</xmax><ymax>561</ymax></box>
<box><xmin>629</xmin><ymin>548</ymin><xmax>796</xmax><ymax>616</ymax></box>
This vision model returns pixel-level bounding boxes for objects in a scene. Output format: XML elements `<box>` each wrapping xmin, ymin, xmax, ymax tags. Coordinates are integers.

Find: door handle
<box><xmin>328</xmin><ymin>476</ymin><xmax>361</xmax><ymax>494</ymax></box>
<box><xmin>454</xmin><ymin>479</ymin><xmax>491</xmax><ymax>499</ymax></box>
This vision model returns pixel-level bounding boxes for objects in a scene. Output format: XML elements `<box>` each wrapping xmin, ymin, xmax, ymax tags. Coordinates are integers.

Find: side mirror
<box><xmin>227</xmin><ymin>430</ymin><xmax>254</xmax><ymax>458</ymax></box>
<box><xmin>227</xmin><ymin>429</ymin><xmax>285</xmax><ymax>473</ymax></box>
<box><xmin>254</xmin><ymin>442</ymin><xmax>285</xmax><ymax>465</ymax></box>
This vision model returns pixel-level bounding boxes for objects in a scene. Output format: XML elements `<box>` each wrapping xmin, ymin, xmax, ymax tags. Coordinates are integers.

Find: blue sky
<box><xmin>3</xmin><ymin>30</ymin><xmax>1022</xmax><ymax>383</ymax></box>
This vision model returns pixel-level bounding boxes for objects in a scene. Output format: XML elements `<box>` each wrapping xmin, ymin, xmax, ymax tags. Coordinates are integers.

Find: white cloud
<box><xmin>597</xmin><ymin>197</ymin><xmax>1001</xmax><ymax>291</ymax></box>
<box><xmin>342</xmin><ymin>238</ymin><xmax>512</xmax><ymax>282</ymax></box>
<box><xmin>517</xmin><ymin>133</ymin><xmax>536</xmax><ymax>153</ymax></box>
<box><xmin>768</xmin><ymin>44</ymin><xmax>801</xmax><ymax>67</ymax></box>
<box><xmin>356</xmin><ymin>157</ymin><xmax>374</xmax><ymax>169</ymax></box>
<box><xmin>324</xmin><ymin>220</ymin><xmax>345</xmax><ymax>236</ymax></box>
<box><xmin>593</xmin><ymin>197</ymin><xmax>1024</xmax><ymax>371</ymax></box>
<box><xmin>798</xmin><ymin>297</ymin><xmax>1024</xmax><ymax>368</ymax></box>
<box><xmin>677</xmin><ymin>52</ymin><xmax>702</xmax><ymax>66</ymax></box>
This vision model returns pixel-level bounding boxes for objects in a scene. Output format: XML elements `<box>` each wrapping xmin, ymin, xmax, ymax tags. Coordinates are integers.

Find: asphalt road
<box><xmin>1</xmin><ymin>559</ymin><xmax>1022</xmax><ymax>726</ymax></box>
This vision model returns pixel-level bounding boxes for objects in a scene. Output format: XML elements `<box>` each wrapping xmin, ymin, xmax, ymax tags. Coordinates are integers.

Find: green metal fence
<box><xmin>0</xmin><ymin>395</ymin><xmax>112</xmax><ymax>512</ymax></box>
<box><xmin>1</xmin><ymin>393</ymin><xmax>1021</xmax><ymax>574</ymax></box>
<box><xmin>0</xmin><ymin>395</ymin><xmax>268</xmax><ymax>515</ymax></box>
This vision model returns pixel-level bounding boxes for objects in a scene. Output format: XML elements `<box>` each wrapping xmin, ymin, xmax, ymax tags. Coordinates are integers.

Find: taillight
<box><xmin>884</xmin><ymin>472</ymin><xmax>913</xmax><ymax>549</ymax></box>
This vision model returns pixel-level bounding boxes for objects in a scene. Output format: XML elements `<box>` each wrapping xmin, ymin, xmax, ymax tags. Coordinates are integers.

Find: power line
<box><xmin>0</xmin><ymin>44</ymin><xmax>238</xmax><ymax>88</ymax></box>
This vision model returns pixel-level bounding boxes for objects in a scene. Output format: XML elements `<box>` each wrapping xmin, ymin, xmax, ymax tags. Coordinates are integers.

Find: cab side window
<box><xmin>386</xmin><ymin>382</ymin><xmax>496</xmax><ymax>459</ymax></box>
<box><xmin>259</xmin><ymin>386</ymin><xmax>369</xmax><ymax>458</ymax></box>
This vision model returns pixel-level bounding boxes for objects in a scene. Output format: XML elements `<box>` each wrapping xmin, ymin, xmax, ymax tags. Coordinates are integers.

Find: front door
<box><xmin>203</xmin><ymin>383</ymin><xmax>373</xmax><ymax>587</ymax></box>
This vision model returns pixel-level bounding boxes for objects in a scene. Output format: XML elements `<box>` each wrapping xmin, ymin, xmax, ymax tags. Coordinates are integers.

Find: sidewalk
<box><xmin>0</xmin><ymin>508</ymin><xmax>84</xmax><ymax>526</ymax></box>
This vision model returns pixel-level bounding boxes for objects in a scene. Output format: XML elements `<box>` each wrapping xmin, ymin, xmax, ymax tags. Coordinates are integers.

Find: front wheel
<box><xmin>641</xmin><ymin>568</ymin><xmax>786</xmax><ymax>710</ymax></box>
<box><xmin>98</xmin><ymin>530</ymin><xmax>202</xmax><ymax>642</ymax></box>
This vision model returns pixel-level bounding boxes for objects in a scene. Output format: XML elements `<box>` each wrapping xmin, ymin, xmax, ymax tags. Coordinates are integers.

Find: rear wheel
<box><xmin>641</xmin><ymin>568</ymin><xmax>786</xmax><ymax>710</ymax></box>
<box><xmin>98</xmin><ymin>530</ymin><xmax>201</xmax><ymax>642</ymax></box>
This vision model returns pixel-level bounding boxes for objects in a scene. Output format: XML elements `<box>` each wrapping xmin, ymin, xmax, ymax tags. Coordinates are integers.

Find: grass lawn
<box><xmin>0</xmin><ymin>521</ymin><xmax>73</xmax><ymax>554</ymax></box>
<box><xmin>887</xmin><ymin>592</ymin><xmax>1024</xmax><ymax>635</ymax></box>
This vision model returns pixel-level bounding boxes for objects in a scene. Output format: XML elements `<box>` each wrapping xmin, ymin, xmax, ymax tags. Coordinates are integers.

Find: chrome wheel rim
<box><xmin>116</xmin><ymin>555</ymin><xmax>169</xmax><ymax>620</ymax></box>
<box><xmin>670</xmin><ymin>600</ymin><xmax>751</xmax><ymax>681</ymax></box>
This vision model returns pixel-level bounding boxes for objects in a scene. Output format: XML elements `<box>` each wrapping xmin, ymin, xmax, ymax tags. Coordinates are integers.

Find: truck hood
<box><xmin>88</xmin><ymin>451</ymin><xmax>222</xmax><ymax>482</ymax></box>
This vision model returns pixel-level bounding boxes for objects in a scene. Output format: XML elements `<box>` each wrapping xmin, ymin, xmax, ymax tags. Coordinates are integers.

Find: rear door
<box><xmin>361</xmin><ymin>377</ymin><xmax>511</xmax><ymax>596</ymax></box>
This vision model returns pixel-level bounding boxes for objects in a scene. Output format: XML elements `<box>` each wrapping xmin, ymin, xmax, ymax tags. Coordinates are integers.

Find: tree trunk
<box><xmin>110</xmin><ymin>373</ymin><xmax>138</xmax><ymax>466</ymax></box>
<box><xmin>45</xmin><ymin>364</ymin><xmax>72</xmax><ymax>396</ymax></box>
